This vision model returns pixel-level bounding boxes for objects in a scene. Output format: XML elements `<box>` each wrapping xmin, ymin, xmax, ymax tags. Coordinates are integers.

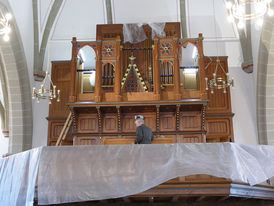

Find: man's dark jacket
<box><xmin>135</xmin><ymin>124</ymin><xmax>154</xmax><ymax>144</ymax></box>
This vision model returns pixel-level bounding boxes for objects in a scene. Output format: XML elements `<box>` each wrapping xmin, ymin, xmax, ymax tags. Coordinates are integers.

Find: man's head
<box><xmin>135</xmin><ymin>115</ymin><xmax>144</xmax><ymax>127</ymax></box>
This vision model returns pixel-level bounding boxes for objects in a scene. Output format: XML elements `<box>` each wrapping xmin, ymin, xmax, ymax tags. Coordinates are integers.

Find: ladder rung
<box><xmin>56</xmin><ymin>112</ymin><xmax>72</xmax><ymax>146</ymax></box>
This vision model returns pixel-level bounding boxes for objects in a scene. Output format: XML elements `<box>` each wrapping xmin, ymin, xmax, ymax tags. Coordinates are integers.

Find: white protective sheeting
<box><xmin>38</xmin><ymin>143</ymin><xmax>274</xmax><ymax>205</ymax></box>
<box><xmin>123</xmin><ymin>23</ymin><xmax>166</xmax><ymax>43</ymax></box>
<box><xmin>0</xmin><ymin>147</ymin><xmax>41</xmax><ymax>206</ymax></box>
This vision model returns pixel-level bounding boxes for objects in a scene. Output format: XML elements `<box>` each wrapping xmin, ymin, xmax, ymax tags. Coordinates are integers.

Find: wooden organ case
<box><xmin>47</xmin><ymin>22</ymin><xmax>234</xmax><ymax>146</ymax></box>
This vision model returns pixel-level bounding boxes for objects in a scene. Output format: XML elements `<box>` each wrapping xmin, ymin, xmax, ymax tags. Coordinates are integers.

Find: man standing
<box><xmin>134</xmin><ymin>115</ymin><xmax>154</xmax><ymax>144</ymax></box>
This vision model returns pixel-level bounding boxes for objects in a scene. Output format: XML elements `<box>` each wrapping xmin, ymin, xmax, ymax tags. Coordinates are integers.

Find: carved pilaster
<box><xmin>156</xmin><ymin>105</ymin><xmax>160</xmax><ymax>132</ymax></box>
<box><xmin>173</xmin><ymin>38</ymin><xmax>181</xmax><ymax>100</ymax></box>
<box><xmin>176</xmin><ymin>104</ymin><xmax>180</xmax><ymax>131</ymax></box>
<box><xmin>202</xmin><ymin>104</ymin><xmax>206</xmax><ymax>131</ymax></box>
<box><xmin>114</xmin><ymin>36</ymin><xmax>122</xmax><ymax>101</ymax></box>
<box><xmin>153</xmin><ymin>37</ymin><xmax>161</xmax><ymax>100</ymax></box>
<box><xmin>116</xmin><ymin>106</ymin><xmax>121</xmax><ymax>132</ymax></box>
<box><xmin>95</xmin><ymin>39</ymin><xmax>102</xmax><ymax>102</ymax></box>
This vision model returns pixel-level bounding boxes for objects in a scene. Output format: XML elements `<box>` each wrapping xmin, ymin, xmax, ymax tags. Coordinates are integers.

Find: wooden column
<box><xmin>156</xmin><ymin>105</ymin><xmax>160</xmax><ymax>132</ymax></box>
<box><xmin>114</xmin><ymin>36</ymin><xmax>122</xmax><ymax>101</ymax></box>
<box><xmin>69</xmin><ymin>37</ymin><xmax>78</xmax><ymax>103</ymax></box>
<box><xmin>173</xmin><ymin>38</ymin><xmax>181</xmax><ymax>100</ymax></box>
<box><xmin>153</xmin><ymin>36</ymin><xmax>161</xmax><ymax>100</ymax></box>
<box><xmin>176</xmin><ymin>104</ymin><xmax>180</xmax><ymax>131</ymax></box>
<box><xmin>198</xmin><ymin>33</ymin><xmax>207</xmax><ymax>100</ymax></box>
<box><xmin>116</xmin><ymin>106</ymin><xmax>121</xmax><ymax>132</ymax></box>
<box><xmin>95</xmin><ymin>38</ymin><xmax>102</xmax><ymax>102</ymax></box>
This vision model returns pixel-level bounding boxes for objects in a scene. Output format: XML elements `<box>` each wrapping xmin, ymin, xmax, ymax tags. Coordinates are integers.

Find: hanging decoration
<box><xmin>32</xmin><ymin>49</ymin><xmax>60</xmax><ymax>104</ymax></box>
<box><xmin>205</xmin><ymin>0</ymin><xmax>234</xmax><ymax>94</ymax></box>
<box><xmin>226</xmin><ymin>0</ymin><xmax>273</xmax><ymax>28</ymax></box>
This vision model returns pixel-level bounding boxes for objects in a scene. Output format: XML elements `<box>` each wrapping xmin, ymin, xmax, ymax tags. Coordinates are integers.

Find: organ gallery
<box><xmin>48</xmin><ymin>23</ymin><xmax>234</xmax><ymax>146</ymax></box>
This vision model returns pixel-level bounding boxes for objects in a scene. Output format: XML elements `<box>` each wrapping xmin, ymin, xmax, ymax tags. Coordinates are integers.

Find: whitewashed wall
<box><xmin>7</xmin><ymin>0</ymin><xmax>260</xmax><ymax>147</ymax></box>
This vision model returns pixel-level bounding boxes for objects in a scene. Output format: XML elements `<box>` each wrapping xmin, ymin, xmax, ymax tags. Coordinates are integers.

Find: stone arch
<box><xmin>0</xmin><ymin>0</ymin><xmax>32</xmax><ymax>153</ymax></box>
<box><xmin>257</xmin><ymin>14</ymin><xmax>274</xmax><ymax>145</ymax></box>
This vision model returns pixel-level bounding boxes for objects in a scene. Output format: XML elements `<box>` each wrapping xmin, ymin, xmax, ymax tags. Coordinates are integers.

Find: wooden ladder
<box><xmin>56</xmin><ymin>111</ymin><xmax>72</xmax><ymax>146</ymax></box>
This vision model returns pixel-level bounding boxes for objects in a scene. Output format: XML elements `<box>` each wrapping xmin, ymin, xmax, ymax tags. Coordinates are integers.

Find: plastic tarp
<box><xmin>37</xmin><ymin>143</ymin><xmax>274</xmax><ymax>205</ymax></box>
<box><xmin>123</xmin><ymin>23</ymin><xmax>166</xmax><ymax>44</ymax></box>
<box><xmin>0</xmin><ymin>147</ymin><xmax>41</xmax><ymax>206</ymax></box>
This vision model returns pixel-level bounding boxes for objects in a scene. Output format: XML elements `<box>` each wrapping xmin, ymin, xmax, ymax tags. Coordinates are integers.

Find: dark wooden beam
<box><xmin>149</xmin><ymin>197</ymin><xmax>154</xmax><ymax>203</ymax></box>
<box><xmin>122</xmin><ymin>197</ymin><xmax>131</xmax><ymax>203</ymax></box>
<box><xmin>171</xmin><ymin>196</ymin><xmax>179</xmax><ymax>202</ymax></box>
<box><xmin>218</xmin><ymin>196</ymin><xmax>229</xmax><ymax>202</ymax></box>
<box><xmin>196</xmin><ymin>196</ymin><xmax>206</xmax><ymax>202</ymax></box>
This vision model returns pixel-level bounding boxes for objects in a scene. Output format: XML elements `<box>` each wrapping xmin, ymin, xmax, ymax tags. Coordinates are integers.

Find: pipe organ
<box><xmin>47</xmin><ymin>22</ymin><xmax>234</xmax><ymax>146</ymax></box>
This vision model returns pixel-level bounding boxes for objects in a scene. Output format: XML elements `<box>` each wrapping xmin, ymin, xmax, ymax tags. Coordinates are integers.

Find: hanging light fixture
<box><xmin>0</xmin><ymin>11</ymin><xmax>12</xmax><ymax>41</ymax></box>
<box><xmin>226</xmin><ymin>0</ymin><xmax>273</xmax><ymax>28</ymax></box>
<box><xmin>205</xmin><ymin>0</ymin><xmax>234</xmax><ymax>94</ymax></box>
<box><xmin>205</xmin><ymin>59</ymin><xmax>234</xmax><ymax>94</ymax></box>
<box><xmin>32</xmin><ymin>49</ymin><xmax>60</xmax><ymax>104</ymax></box>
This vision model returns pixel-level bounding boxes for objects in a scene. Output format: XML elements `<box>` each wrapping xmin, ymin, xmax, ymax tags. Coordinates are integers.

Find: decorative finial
<box><xmin>129</xmin><ymin>55</ymin><xmax>136</xmax><ymax>63</ymax></box>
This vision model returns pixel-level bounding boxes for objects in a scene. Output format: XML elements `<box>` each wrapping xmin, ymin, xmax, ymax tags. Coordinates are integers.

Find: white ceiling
<box><xmin>36</xmin><ymin>0</ymin><xmax>240</xmax><ymax>62</ymax></box>
<box><xmin>37</xmin><ymin>0</ymin><xmax>238</xmax><ymax>42</ymax></box>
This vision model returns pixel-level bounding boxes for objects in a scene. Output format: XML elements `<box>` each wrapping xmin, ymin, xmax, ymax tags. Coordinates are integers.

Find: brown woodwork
<box><xmin>102</xmin><ymin>137</ymin><xmax>174</xmax><ymax>145</ymax></box>
<box><xmin>47</xmin><ymin>118</ymin><xmax>73</xmax><ymax>146</ymax></box>
<box><xmin>44</xmin><ymin>23</ymin><xmax>274</xmax><ymax>203</ymax></box>
<box><xmin>49</xmin><ymin>61</ymin><xmax>71</xmax><ymax>117</ymax></box>
<box><xmin>204</xmin><ymin>57</ymin><xmax>232</xmax><ymax>114</ymax></box>
<box><xmin>47</xmin><ymin>23</ymin><xmax>234</xmax><ymax>149</ymax></box>
<box><xmin>48</xmin><ymin>61</ymin><xmax>72</xmax><ymax>145</ymax></box>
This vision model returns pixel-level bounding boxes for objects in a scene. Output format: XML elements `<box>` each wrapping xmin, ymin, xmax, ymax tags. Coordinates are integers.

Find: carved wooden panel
<box><xmin>48</xmin><ymin>120</ymin><xmax>73</xmax><ymax>146</ymax></box>
<box><xmin>177</xmin><ymin>134</ymin><xmax>205</xmax><ymax>143</ymax></box>
<box><xmin>143</xmin><ymin>113</ymin><xmax>156</xmax><ymax>131</ymax></box>
<box><xmin>103</xmin><ymin>113</ymin><xmax>117</xmax><ymax>133</ymax></box>
<box><xmin>204</xmin><ymin>57</ymin><xmax>232</xmax><ymax>113</ymax></box>
<box><xmin>121</xmin><ymin>114</ymin><xmax>135</xmax><ymax>133</ymax></box>
<box><xmin>205</xmin><ymin>116</ymin><xmax>233</xmax><ymax>142</ymax></box>
<box><xmin>73</xmin><ymin>136</ymin><xmax>100</xmax><ymax>145</ymax></box>
<box><xmin>207</xmin><ymin>119</ymin><xmax>230</xmax><ymax>136</ymax></box>
<box><xmin>121</xmin><ymin>113</ymin><xmax>156</xmax><ymax>132</ymax></box>
<box><xmin>206</xmin><ymin>136</ymin><xmax>230</xmax><ymax>143</ymax></box>
<box><xmin>49</xmin><ymin>61</ymin><xmax>71</xmax><ymax>117</ymax></box>
<box><xmin>78</xmin><ymin>113</ymin><xmax>98</xmax><ymax>133</ymax></box>
<box><xmin>102</xmin><ymin>137</ymin><xmax>174</xmax><ymax>145</ymax></box>
<box><xmin>180</xmin><ymin>112</ymin><xmax>201</xmax><ymax>131</ymax></box>
<box><xmin>160</xmin><ymin>113</ymin><xmax>176</xmax><ymax>131</ymax></box>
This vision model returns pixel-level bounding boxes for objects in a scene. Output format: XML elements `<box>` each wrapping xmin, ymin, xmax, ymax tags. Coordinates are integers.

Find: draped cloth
<box><xmin>1</xmin><ymin>143</ymin><xmax>274</xmax><ymax>205</ymax></box>
<box><xmin>123</xmin><ymin>23</ymin><xmax>166</xmax><ymax>43</ymax></box>
<box><xmin>37</xmin><ymin>143</ymin><xmax>274</xmax><ymax>204</ymax></box>
<box><xmin>0</xmin><ymin>147</ymin><xmax>41</xmax><ymax>206</ymax></box>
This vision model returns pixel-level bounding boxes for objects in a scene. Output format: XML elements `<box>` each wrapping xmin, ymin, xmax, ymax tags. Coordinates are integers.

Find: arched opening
<box><xmin>77</xmin><ymin>46</ymin><xmax>96</xmax><ymax>94</ymax></box>
<box><xmin>179</xmin><ymin>43</ymin><xmax>199</xmax><ymax>90</ymax></box>
<box><xmin>102</xmin><ymin>63</ymin><xmax>115</xmax><ymax>92</ymax></box>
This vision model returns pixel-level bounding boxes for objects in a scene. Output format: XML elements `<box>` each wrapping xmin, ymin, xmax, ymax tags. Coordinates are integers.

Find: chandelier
<box><xmin>226</xmin><ymin>0</ymin><xmax>273</xmax><ymax>28</ymax></box>
<box><xmin>32</xmin><ymin>50</ymin><xmax>60</xmax><ymax>104</ymax></box>
<box><xmin>205</xmin><ymin>0</ymin><xmax>234</xmax><ymax>94</ymax></box>
<box><xmin>205</xmin><ymin>58</ymin><xmax>234</xmax><ymax>94</ymax></box>
<box><xmin>0</xmin><ymin>11</ymin><xmax>12</xmax><ymax>41</ymax></box>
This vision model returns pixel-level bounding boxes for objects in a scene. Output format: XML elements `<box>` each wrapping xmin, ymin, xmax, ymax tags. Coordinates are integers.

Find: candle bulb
<box><xmin>205</xmin><ymin>77</ymin><xmax>208</xmax><ymax>90</ymax></box>
<box><xmin>57</xmin><ymin>90</ymin><xmax>60</xmax><ymax>102</ymax></box>
<box><xmin>53</xmin><ymin>85</ymin><xmax>56</xmax><ymax>98</ymax></box>
<box><xmin>223</xmin><ymin>80</ymin><xmax>226</xmax><ymax>93</ymax></box>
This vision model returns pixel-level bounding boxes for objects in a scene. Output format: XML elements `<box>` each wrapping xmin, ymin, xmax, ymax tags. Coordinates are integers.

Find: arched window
<box><xmin>102</xmin><ymin>63</ymin><xmax>114</xmax><ymax>92</ymax></box>
<box><xmin>179</xmin><ymin>43</ymin><xmax>200</xmax><ymax>90</ymax></box>
<box><xmin>160</xmin><ymin>61</ymin><xmax>174</xmax><ymax>85</ymax></box>
<box><xmin>77</xmin><ymin>46</ymin><xmax>96</xmax><ymax>93</ymax></box>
